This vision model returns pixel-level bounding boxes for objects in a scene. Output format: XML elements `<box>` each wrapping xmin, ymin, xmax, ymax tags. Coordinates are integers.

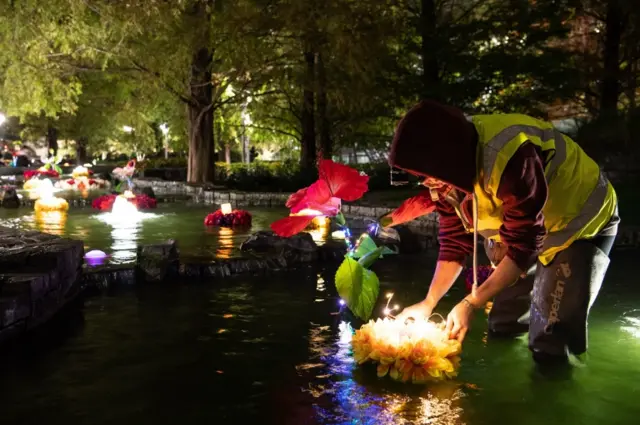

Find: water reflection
<box><xmin>299</xmin><ymin>321</ymin><xmax>466</xmax><ymax>424</ymax></box>
<box><xmin>217</xmin><ymin>227</ymin><xmax>234</xmax><ymax>259</ymax></box>
<box><xmin>306</xmin><ymin>217</ymin><xmax>330</xmax><ymax>244</ymax></box>
<box><xmin>33</xmin><ymin>211</ymin><xmax>67</xmax><ymax>236</ymax></box>
<box><xmin>94</xmin><ymin>210</ymin><xmax>160</xmax><ymax>264</ymax></box>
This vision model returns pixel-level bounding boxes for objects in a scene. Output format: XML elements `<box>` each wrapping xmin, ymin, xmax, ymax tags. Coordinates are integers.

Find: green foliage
<box><xmin>335</xmin><ymin>257</ymin><xmax>380</xmax><ymax>321</ymax></box>
<box><xmin>336</xmin><ymin>232</ymin><xmax>396</xmax><ymax>320</ymax></box>
<box><xmin>214</xmin><ymin>160</ymin><xmax>316</xmax><ymax>191</ymax></box>
<box><xmin>1</xmin><ymin>0</ymin><xmax>638</xmax><ymax>174</ymax></box>
<box><xmin>139</xmin><ymin>157</ymin><xmax>188</xmax><ymax>170</ymax></box>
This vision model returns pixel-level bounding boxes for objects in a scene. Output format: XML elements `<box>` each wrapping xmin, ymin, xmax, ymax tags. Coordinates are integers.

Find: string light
<box><xmin>383</xmin><ymin>293</ymin><xmax>400</xmax><ymax>318</ymax></box>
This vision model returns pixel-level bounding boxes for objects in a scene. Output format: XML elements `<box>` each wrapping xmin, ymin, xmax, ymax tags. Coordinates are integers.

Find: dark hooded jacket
<box><xmin>388</xmin><ymin>100</ymin><xmax>548</xmax><ymax>271</ymax></box>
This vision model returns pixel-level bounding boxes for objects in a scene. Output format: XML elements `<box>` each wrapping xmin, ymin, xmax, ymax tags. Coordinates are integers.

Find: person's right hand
<box><xmin>395</xmin><ymin>300</ymin><xmax>434</xmax><ymax>322</ymax></box>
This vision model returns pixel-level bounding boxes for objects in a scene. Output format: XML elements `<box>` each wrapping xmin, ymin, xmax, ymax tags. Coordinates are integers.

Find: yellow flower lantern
<box><xmin>351</xmin><ymin>317</ymin><xmax>462</xmax><ymax>384</ymax></box>
<box><xmin>33</xmin><ymin>179</ymin><xmax>69</xmax><ymax>213</ymax></box>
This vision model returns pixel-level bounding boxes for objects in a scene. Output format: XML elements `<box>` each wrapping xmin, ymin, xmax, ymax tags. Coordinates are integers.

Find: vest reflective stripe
<box><xmin>542</xmin><ymin>172</ymin><xmax>609</xmax><ymax>250</ymax></box>
<box><xmin>483</xmin><ymin>125</ymin><xmax>567</xmax><ymax>187</ymax></box>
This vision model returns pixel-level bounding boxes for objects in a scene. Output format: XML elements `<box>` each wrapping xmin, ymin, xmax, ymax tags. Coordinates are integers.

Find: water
<box><xmin>0</xmin><ymin>204</ymin><xmax>289</xmax><ymax>263</ymax></box>
<box><xmin>1</xmin><ymin>251</ymin><xmax>638</xmax><ymax>424</ymax></box>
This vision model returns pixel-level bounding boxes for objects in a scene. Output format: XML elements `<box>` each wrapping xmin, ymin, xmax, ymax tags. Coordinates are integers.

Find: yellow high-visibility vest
<box><xmin>466</xmin><ymin>114</ymin><xmax>617</xmax><ymax>265</ymax></box>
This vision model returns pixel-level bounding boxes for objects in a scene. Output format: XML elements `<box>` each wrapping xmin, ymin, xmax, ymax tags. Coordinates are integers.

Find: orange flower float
<box><xmin>352</xmin><ymin>317</ymin><xmax>461</xmax><ymax>384</ymax></box>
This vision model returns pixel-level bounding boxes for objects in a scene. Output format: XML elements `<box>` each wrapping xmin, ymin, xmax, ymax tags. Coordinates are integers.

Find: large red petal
<box><xmin>384</xmin><ymin>191</ymin><xmax>436</xmax><ymax>227</ymax></box>
<box><xmin>285</xmin><ymin>187</ymin><xmax>309</xmax><ymax>210</ymax></box>
<box><xmin>306</xmin><ymin>197</ymin><xmax>341</xmax><ymax>216</ymax></box>
<box><xmin>318</xmin><ymin>159</ymin><xmax>369</xmax><ymax>201</ymax></box>
<box><xmin>303</xmin><ymin>179</ymin><xmax>333</xmax><ymax>210</ymax></box>
<box><xmin>270</xmin><ymin>216</ymin><xmax>316</xmax><ymax>237</ymax></box>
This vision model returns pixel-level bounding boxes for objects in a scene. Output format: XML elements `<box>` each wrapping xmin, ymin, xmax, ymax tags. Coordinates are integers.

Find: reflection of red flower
<box><xmin>271</xmin><ymin>160</ymin><xmax>369</xmax><ymax>237</ymax></box>
<box><xmin>382</xmin><ymin>190</ymin><xmax>436</xmax><ymax>227</ymax></box>
<box><xmin>204</xmin><ymin>209</ymin><xmax>252</xmax><ymax>227</ymax></box>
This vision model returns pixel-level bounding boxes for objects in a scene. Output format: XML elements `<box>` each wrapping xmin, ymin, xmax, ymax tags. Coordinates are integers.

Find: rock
<box><xmin>1</xmin><ymin>187</ymin><xmax>20</xmax><ymax>208</ymax></box>
<box><xmin>141</xmin><ymin>186</ymin><xmax>156</xmax><ymax>199</ymax></box>
<box><xmin>82</xmin><ymin>264</ymin><xmax>136</xmax><ymax>290</ymax></box>
<box><xmin>240</xmin><ymin>231</ymin><xmax>318</xmax><ymax>263</ymax></box>
<box><xmin>136</xmin><ymin>240</ymin><xmax>179</xmax><ymax>282</ymax></box>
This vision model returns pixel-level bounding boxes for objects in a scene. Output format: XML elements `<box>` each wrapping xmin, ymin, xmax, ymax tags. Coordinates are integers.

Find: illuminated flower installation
<box><xmin>24</xmin><ymin>168</ymin><xmax>60</xmax><ymax>180</ymax></box>
<box><xmin>92</xmin><ymin>192</ymin><xmax>157</xmax><ymax>211</ymax></box>
<box><xmin>270</xmin><ymin>159</ymin><xmax>369</xmax><ymax>238</ymax></box>
<box><xmin>33</xmin><ymin>179</ymin><xmax>69</xmax><ymax>213</ymax></box>
<box><xmin>351</xmin><ymin>317</ymin><xmax>462</xmax><ymax>384</ymax></box>
<box><xmin>55</xmin><ymin>166</ymin><xmax>109</xmax><ymax>192</ymax></box>
<box><xmin>204</xmin><ymin>203</ymin><xmax>252</xmax><ymax>227</ymax></box>
<box><xmin>272</xmin><ymin>162</ymin><xmax>466</xmax><ymax>384</ymax></box>
<box><xmin>112</xmin><ymin>160</ymin><xmax>137</xmax><ymax>191</ymax></box>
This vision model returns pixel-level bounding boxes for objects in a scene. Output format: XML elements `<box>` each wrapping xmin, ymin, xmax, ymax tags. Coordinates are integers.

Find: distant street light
<box><xmin>159</xmin><ymin>123</ymin><xmax>169</xmax><ymax>135</ymax></box>
<box><xmin>0</xmin><ymin>113</ymin><xmax>6</xmax><ymax>127</ymax></box>
<box><xmin>123</xmin><ymin>125</ymin><xmax>134</xmax><ymax>133</ymax></box>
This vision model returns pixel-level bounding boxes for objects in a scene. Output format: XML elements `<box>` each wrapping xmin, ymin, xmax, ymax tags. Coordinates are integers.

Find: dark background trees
<box><xmin>0</xmin><ymin>0</ymin><xmax>638</xmax><ymax>181</ymax></box>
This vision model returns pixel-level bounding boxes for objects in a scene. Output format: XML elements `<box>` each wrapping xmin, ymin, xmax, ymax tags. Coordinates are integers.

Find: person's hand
<box><xmin>396</xmin><ymin>300</ymin><xmax>433</xmax><ymax>322</ymax></box>
<box><xmin>445</xmin><ymin>299</ymin><xmax>476</xmax><ymax>343</ymax></box>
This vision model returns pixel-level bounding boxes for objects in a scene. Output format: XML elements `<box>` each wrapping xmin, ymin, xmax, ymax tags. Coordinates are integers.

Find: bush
<box><xmin>214</xmin><ymin>160</ymin><xmax>393</xmax><ymax>192</ymax></box>
<box><xmin>138</xmin><ymin>157</ymin><xmax>188</xmax><ymax>170</ymax></box>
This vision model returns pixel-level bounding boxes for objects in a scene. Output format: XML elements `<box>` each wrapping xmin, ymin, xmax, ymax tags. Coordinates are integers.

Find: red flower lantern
<box><xmin>91</xmin><ymin>193</ymin><xmax>157</xmax><ymax>211</ymax></box>
<box><xmin>204</xmin><ymin>207</ymin><xmax>252</xmax><ymax>227</ymax></box>
<box><xmin>24</xmin><ymin>169</ymin><xmax>60</xmax><ymax>180</ymax></box>
<box><xmin>270</xmin><ymin>160</ymin><xmax>369</xmax><ymax>237</ymax></box>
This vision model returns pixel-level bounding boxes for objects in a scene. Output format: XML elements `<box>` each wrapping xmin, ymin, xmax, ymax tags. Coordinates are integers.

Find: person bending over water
<box><xmin>390</xmin><ymin>100</ymin><xmax>619</xmax><ymax>364</ymax></box>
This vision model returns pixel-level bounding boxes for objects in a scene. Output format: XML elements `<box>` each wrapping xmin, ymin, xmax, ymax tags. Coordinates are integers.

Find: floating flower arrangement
<box><xmin>270</xmin><ymin>160</ymin><xmax>465</xmax><ymax>384</ymax></box>
<box><xmin>352</xmin><ymin>316</ymin><xmax>461</xmax><ymax>384</ymax></box>
<box><xmin>91</xmin><ymin>192</ymin><xmax>157</xmax><ymax>211</ymax></box>
<box><xmin>24</xmin><ymin>168</ymin><xmax>60</xmax><ymax>181</ymax></box>
<box><xmin>55</xmin><ymin>177</ymin><xmax>109</xmax><ymax>192</ymax></box>
<box><xmin>204</xmin><ymin>203</ymin><xmax>252</xmax><ymax>227</ymax></box>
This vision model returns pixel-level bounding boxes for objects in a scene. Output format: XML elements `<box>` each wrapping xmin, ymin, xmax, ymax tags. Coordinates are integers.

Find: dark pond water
<box><xmin>1</xmin><ymin>251</ymin><xmax>639</xmax><ymax>425</ymax></box>
<box><xmin>0</xmin><ymin>204</ymin><xmax>292</xmax><ymax>263</ymax></box>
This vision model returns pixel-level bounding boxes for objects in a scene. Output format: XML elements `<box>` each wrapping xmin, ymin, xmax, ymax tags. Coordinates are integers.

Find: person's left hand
<box><xmin>445</xmin><ymin>300</ymin><xmax>476</xmax><ymax>343</ymax></box>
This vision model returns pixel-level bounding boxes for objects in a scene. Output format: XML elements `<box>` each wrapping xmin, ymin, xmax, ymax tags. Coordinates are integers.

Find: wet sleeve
<box><xmin>436</xmin><ymin>199</ymin><xmax>473</xmax><ymax>265</ymax></box>
<box><xmin>496</xmin><ymin>143</ymin><xmax>548</xmax><ymax>271</ymax></box>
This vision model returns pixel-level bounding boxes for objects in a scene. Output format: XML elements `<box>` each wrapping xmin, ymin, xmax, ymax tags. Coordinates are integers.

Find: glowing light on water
<box><xmin>84</xmin><ymin>249</ymin><xmax>108</xmax><ymax>266</ymax></box>
<box><xmin>93</xmin><ymin>196</ymin><xmax>160</xmax><ymax>264</ymax></box>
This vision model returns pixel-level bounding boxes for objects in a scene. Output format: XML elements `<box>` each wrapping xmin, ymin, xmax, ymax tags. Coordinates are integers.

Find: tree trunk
<box><xmin>316</xmin><ymin>52</ymin><xmax>331</xmax><ymax>160</ymax></box>
<box><xmin>225</xmin><ymin>143</ymin><xmax>231</xmax><ymax>164</ymax></box>
<box><xmin>76</xmin><ymin>137</ymin><xmax>88</xmax><ymax>164</ymax></box>
<box><xmin>187</xmin><ymin>45</ymin><xmax>216</xmax><ymax>184</ymax></box>
<box><xmin>46</xmin><ymin>125</ymin><xmax>58</xmax><ymax>157</ymax></box>
<box><xmin>300</xmin><ymin>50</ymin><xmax>316</xmax><ymax>170</ymax></box>
<box><xmin>420</xmin><ymin>0</ymin><xmax>440</xmax><ymax>100</ymax></box>
<box><xmin>600</xmin><ymin>0</ymin><xmax>624</xmax><ymax>117</ymax></box>
<box><xmin>241</xmin><ymin>101</ymin><xmax>250</xmax><ymax>163</ymax></box>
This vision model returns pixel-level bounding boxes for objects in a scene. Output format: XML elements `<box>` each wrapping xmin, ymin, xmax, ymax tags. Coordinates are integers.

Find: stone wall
<box><xmin>0</xmin><ymin>227</ymin><xmax>84</xmax><ymax>344</ymax></box>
